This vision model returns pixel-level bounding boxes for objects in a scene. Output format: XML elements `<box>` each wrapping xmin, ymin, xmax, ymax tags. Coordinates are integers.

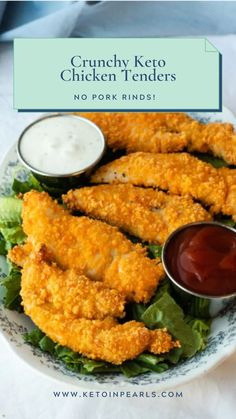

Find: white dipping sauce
<box><xmin>19</xmin><ymin>115</ymin><xmax>105</xmax><ymax>175</ymax></box>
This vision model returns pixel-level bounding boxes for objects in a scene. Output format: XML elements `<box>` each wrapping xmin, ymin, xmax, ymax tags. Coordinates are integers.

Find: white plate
<box><xmin>0</xmin><ymin>108</ymin><xmax>236</xmax><ymax>390</ymax></box>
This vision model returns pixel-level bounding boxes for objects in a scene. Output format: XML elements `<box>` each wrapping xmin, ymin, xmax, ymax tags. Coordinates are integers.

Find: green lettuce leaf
<box><xmin>141</xmin><ymin>293</ymin><xmax>202</xmax><ymax>357</ymax></box>
<box><xmin>24</xmin><ymin>328</ymin><xmax>121</xmax><ymax>375</ymax></box>
<box><xmin>0</xmin><ymin>197</ymin><xmax>22</xmax><ymax>227</ymax></box>
<box><xmin>39</xmin><ymin>335</ymin><xmax>56</xmax><ymax>355</ymax></box>
<box><xmin>0</xmin><ymin>196</ymin><xmax>25</xmax><ymax>254</ymax></box>
<box><xmin>12</xmin><ymin>174</ymin><xmax>43</xmax><ymax>194</ymax></box>
<box><xmin>23</xmin><ymin>327</ymin><xmax>45</xmax><ymax>346</ymax></box>
<box><xmin>151</xmin><ymin>277</ymin><xmax>171</xmax><ymax>303</ymax></box>
<box><xmin>120</xmin><ymin>361</ymin><xmax>150</xmax><ymax>377</ymax></box>
<box><xmin>184</xmin><ymin>296</ymin><xmax>210</xmax><ymax>318</ymax></box>
<box><xmin>130</xmin><ymin>302</ymin><xmax>147</xmax><ymax>322</ymax></box>
<box><xmin>214</xmin><ymin>215</ymin><xmax>236</xmax><ymax>228</ymax></box>
<box><xmin>185</xmin><ymin>316</ymin><xmax>211</xmax><ymax>350</ymax></box>
<box><xmin>195</xmin><ymin>153</ymin><xmax>228</xmax><ymax>168</ymax></box>
<box><xmin>0</xmin><ymin>225</ymin><xmax>26</xmax><ymax>245</ymax></box>
<box><xmin>23</xmin><ymin>327</ymin><xmax>171</xmax><ymax>377</ymax></box>
<box><xmin>162</xmin><ymin>347</ymin><xmax>183</xmax><ymax>364</ymax></box>
<box><xmin>136</xmin><ymin>353</ymin><xmax>165</xmax><ymax>365</ymax></box>
<box><xmin>0</xmin><ymin>234</ymin><xmax>7</xmax><ymax>256</ymax></box>
<box><xmin>0</xmin><ymin>264</ymin><xmax>22</xmax><ymax>311</ymax></box>
<box><xmin>147</xmin><ymin>244</ymin><xmax>162</xmax><ymax>259</ymax></box>
<box><xmin>12</xmin><ymin>174</ymin><xmax>67</xmax><ymax>197</ymax></box>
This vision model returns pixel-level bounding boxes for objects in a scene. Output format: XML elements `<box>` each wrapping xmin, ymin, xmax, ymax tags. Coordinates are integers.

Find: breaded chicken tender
<box><xmin>63</xmin><ymin>185</ymin><xmax>211</xmax><ymax>244</ymax></box>
<box><xmin>20</xmin><ymin>259</ymin><xmax>180</xmax><ymax>363</ymax></box>
<box><xmin>78</xmin><ymin>112</ymin><xmax>236</xmax><ymax>165</ymax></box>
<box><xmin>148</xmin><ymin>328</ymin><xmax>179</xmax><ymax>355</ymax></box>
<box><xmin>21</xmin><ymin>250</ymin><xmax>126</xmax><ymax>320</ymax></box>
<box><xmin>186</xmin><ymin>121</ymin><xmax>236</xmax><ymax>165</ymax></box>
<box><xmin>21</xmin><ymin>301</ymin><xmax>179</xmax><ymax>364</ymax></box>
<box><xmin>218</xmin><ymin>167</ymin><xmax>236</xmax><ymax>221</ymax></box>
<box><xmin>9</xmin><ymin>241</ymin><xmax>33</xmax><ymax>268</ymax></box>
<box><xmin>91</xmin><ymin>152</ymin><xmax>226</xmax><ymax>214</ymax></box>
<box><xmin>9</xmin><ymin>191</ymin><xmax>163</xmax><ymax>303</ymax></box>
<box><xmin>77</xmin><ymin>112</ymin><xmax>189</xmax><ymax>153</ymax></box>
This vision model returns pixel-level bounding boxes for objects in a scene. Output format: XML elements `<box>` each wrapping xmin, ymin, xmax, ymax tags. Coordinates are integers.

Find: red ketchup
<box><xmin>166</xmin><ymin>224</ymin><xmax>236</xmax><ymax>297</ymax></box>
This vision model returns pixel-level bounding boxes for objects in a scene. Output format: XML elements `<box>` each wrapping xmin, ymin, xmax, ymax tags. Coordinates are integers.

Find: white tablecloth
<box><xmin>0</xmin><ymin>41</ymin><xmax>236</xmax><ymax>419</ymax></box>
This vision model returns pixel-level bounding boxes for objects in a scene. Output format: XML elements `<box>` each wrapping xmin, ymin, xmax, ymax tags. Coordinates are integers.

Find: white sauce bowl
<box><xmin>17</xmin><ymin>114</ymin><xmax>106</xmax><ymax>191</ymax></box>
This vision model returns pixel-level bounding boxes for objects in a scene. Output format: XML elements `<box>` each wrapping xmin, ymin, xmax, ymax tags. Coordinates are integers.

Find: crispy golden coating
<box><xmin>20</xmin><ymin>252</ymin><xmax>179</xmax><ymax>364</ymax></box>
<box><xmin>148</xmin><ymin>328</ymin><xmax>180</xmax><ymax>354</ymax></box>
<box><xmin>10</xmin><ymin>191</ymin><xmax>163</xmax><ymax>303</ymax></box>
<box><xmin>186</xmin><ymin>121</ymin><xmax>236</xmax><ymax>165</ymax></box>
<box><xmin>21</xmin><ymin>251</ymin><xmax>126</xmax><ymax>320</ymax></box>
<box><xmin>219</xmin><ymin>167</ymin><xmax>236</xmax><ymax>221</ymax></box>
<box><xmin>21</xmin><ymin>296</ymin><xmax>179</xmax><ymax>364</ymax></box>
<box><xmin>91</xmin><ymin>152</ymin><xmax>226</xmax><ymax>214</ymax></box>
<box><xmin>77</xmin><ymin>112</ymin><xmax>190</xmax><ymax>153</ymax></box>
<box><xmin>78</xmin><ymin>112</ymin><xmax>236</xmax><ymax>165</ymax></box>
<box><xmin>8</xmin><ymin>166</ymin><xmax>185</xmax><ymax>364</ymax></box>
<box><xmin>63</xmin><ymin>184</ymin><xmax>211</xmax><ymax>244</ymax></box>
<box><xmin>9</xmin><ymin>241</ymin><xmax>33</xmax><ymax>268</ymax></box>
<box><xmin>20</xmin><ymin>258</ymin><xmax>179</xmax><ymax>364</ymax></box>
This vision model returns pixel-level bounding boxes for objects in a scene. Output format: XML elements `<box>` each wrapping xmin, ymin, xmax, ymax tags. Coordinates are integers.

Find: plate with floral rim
<box><xmin>0</xmin><ymin>108</ymin><xmax>236</xmax><ymax>390</ymax></box>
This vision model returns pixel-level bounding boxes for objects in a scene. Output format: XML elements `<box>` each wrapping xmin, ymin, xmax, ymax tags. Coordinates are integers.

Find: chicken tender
<box><xmin>63</xmin><ymin>185</ymin><xmax>211</xmax><ymax>244</ymax></box>
<box><xmin>9</xmin><ymin>241</ymin><xmax>33</xmax><ymax>268</ymax></box>
<box><xmin>77</xmin><ymin>112</ymin><xmax>189</xmax><ymax>153</ymax></box>
<box><xmin>9</xmin><ymin>191</ymin><xmax>163</xmax><ymax>303</ymax></box>
<box><xmin>91</xmin><ymin>152</ymin><xmax>226</xmax><ymax>214</ymax></box>
<box><xmin>186</xmin><ymin>121</ymin><xmax>236</xmax><ymax>165</ymax></box>
<box><xmin>78</xmin><ymin>112</ymin><xmax>236</xmax><ymax>165</ymax></box>
<box><xmin>21</xmin><ymin>259</ymin><xmax>179</xmax><ymax>364</ymax></box>
<box><xmin>148</xmin><ymin>328</ymin><xmax>180</xmax><ymax>355</ymax></box>
<box><xmin>21</xmin><ymin>301</ymin><xmax>179</xmax><ymax>364</ymax></box>
<box><xmin>219</xmin><ymin>167</ymin><xmax>236</xmax><ymax>221</ymax></box>
<box><xmin>21</xmin><ymin>251</ymin><xmax>126</xmax><ymax>320</ymax></box>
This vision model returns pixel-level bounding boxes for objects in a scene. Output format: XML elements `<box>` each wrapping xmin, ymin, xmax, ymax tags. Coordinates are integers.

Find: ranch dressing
<box><xmin>19</xmin><ymin>115</ymin><xmax>105</xmax><ymax>175</ymax></box>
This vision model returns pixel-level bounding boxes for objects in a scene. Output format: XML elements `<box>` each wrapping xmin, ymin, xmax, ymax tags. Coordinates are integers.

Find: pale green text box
<box><xmin>14</xmin><ymin>38</ymin><xmax>221</xmax><ymax>111</ymax></box>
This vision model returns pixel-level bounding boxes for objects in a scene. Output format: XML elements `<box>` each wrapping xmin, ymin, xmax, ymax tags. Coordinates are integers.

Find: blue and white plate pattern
<box><xmin>0</xmin><ymin>108</ymin><xmax>236</xmax><ymax>390</ymax></box>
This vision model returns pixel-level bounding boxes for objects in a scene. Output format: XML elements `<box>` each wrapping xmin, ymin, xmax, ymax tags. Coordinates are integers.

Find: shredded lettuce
<box><xmin>0</xmin><ymin>197</ymin><xmax>22</xmax><ymax>227</ymax></box>
<box><xmin>12</xmin><ymin>174</ymin><xmax>43</xmax><ymax>194</ymax></box>
<box><xmin>12</xmin><ymin>173</ymin><xmax>71</xmax><ymax>197</ymax></box>
<box><xmin>0</xmin><ymin>263</ymin><xmax>22</xmax><ymax>311</ymax></box>
<box><xmin>23</xmin><ymin>328</ymin><xmax>151</xmax><ymax>377</ymax></box>
<box><xmin>23</xmin><ymin>327</ymin><xmax>176</xmax><ymax>377</ymax></box>
<box><xmin>0</xmin><ymin>234</ymin><xmax>7</xmax><ymax>256</ymax></box>
<box><xmin>147</xmin><ymin>244</ymin><xmax>162</xmax><ymax>259</ymax></box>
<box><xmin>0</xmin><ymin>196</ymin><xmax>24</xmax><ymax>311</ymax></box>
<box><xmin>0</xmin><ymin>196</ymin><xmax>25</xmax><ymax>256</ymax></box>
<box><xmin>0</xmin><ymin>226</ymin><xmax>26</xmax><ymax>246</ymax></box>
